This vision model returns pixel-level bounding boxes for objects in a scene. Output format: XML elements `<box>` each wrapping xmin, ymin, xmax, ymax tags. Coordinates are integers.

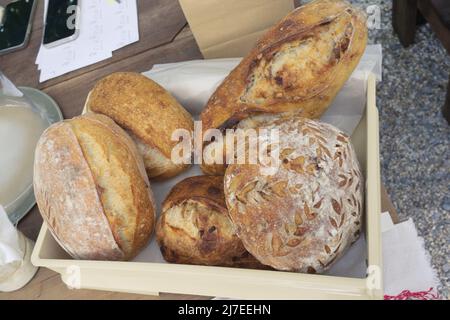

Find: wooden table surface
<box><xmin>0</xmin><ymin>0</ymin><xmax>399</xmax><ymax>300</ymax></box>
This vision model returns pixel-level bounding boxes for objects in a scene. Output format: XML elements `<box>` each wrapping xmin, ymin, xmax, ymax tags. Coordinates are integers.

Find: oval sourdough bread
<box><xmin>34</xmin><ymin>113</ymin><xmax>156</xmax><ymax>261</ymax></box>
<box><xmin>156</xmin><ymin>175</ymin><xmax>266</xmax><ymax>269</ymax></box>
<box><xmin>86</xmin><ymin>72</ymin><xmax>194</xmax><ymax>180</ymax></box>
<box><xmin>224</xmin><ymin>115</ymin><xmax>363</xmax><ymax>273</ymax></box>
<box><xmin>200</xmin><ymin>0</ymin><xmax>367</xmax><ymax>175</ymax></box>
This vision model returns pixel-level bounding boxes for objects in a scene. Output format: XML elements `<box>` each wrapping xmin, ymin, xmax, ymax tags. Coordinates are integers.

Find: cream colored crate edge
<box><xmin>31</xmin><ymin>74</ymin><xmax>383</xmax><ymax>300</ymax></box>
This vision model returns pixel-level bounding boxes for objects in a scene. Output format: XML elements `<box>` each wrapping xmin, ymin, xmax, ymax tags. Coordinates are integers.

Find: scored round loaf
<box><xmin>156</xmin><ymin>175</ymin><xmax>266</xmax><ymax>269</ymax></box>
<box><xmin>224</xmin><ymin>115</ymin><xmax>363</xmax><ymax>273</ymax></box>
<box><xmin>85</xmin><ymin>72</ymin><xmax>194</xmax><ymax>180</ymax></box>
<box><xmin>34</xmin><ymin>113</ymin><xmax>156</xmax><ymax>261</ymax></box>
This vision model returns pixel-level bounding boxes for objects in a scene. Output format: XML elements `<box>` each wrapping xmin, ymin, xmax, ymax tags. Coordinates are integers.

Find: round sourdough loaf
<box><xmin>34</xmin><ymin>113</ymin><xmax>156</xmax><ymax>261</ymax></box>
<box><xmin>85</xmin><ymin>72</ymin><xmax>194</xmax><ymax>180</ymax></box>
<box><xmin>224</xmin><ymin>115</ymin><xmax>363</xmax><ymax>273</ymax></box>
<box><xmin>156</xmin><ymin>175</ymin><xmax>266</xmax><ymax>269</ymax></box>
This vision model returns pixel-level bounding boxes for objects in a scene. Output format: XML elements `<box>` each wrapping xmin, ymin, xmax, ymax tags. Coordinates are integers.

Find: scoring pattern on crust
<box><xmin>224</xmin><ymin>115</ymin><xmax>363</xmax><ymax>273</ymax></box>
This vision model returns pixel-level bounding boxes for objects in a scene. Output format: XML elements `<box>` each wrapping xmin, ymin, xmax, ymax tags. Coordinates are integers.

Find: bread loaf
<box><xmin>156</xmin><ymin>175</ymin><xmax>266</xmax><ymax>269</ymax></box>
<box><xmin>86</xmin><ymin>72</ymin><xmax>194</xmax><ymax>180</ymax></box>
<box><xmin>34</xmin><ymin>113</ymin><xmax>156</xmax><ymax>261</ymax></box>
<box><xmin>224</xmin><ymin>114</ymin><xmax>363</xmax><ymax>273</ymax></box>
<box><xmin>200</xmin><ymin>0</ymin><xmax>367</xmax><ymax>175</ymax></box>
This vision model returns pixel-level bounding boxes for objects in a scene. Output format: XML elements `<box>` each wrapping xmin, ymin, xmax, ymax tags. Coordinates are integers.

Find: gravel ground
<box><xmin>345</xmin><ymin>0</ymin><xmax>450</xmax><ymax>298</ymax></box>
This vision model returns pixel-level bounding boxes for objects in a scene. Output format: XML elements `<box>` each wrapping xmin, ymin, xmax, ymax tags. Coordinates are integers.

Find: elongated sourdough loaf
<box><xmin>86</xmin><ymin>72</ymin><xmax>194</xmax><ymax>180</ymax></box>
<box><xmin>200</xmin><ymin>0</ymin><xmax>367</xmax><ymax>175</ymax></box>
<box><xmin>224</xmin><ymin>114</ymin><xmax>363</xmax><ymax>273</ymax></box>
<box><xmin>156</xmin><ymin>176</ymin><xmax>266</xmax><ymax>269</ymax></box>
<box><xmin>34</xmin><ymin>113</ymin><xmax>156</xmax><ymax>261</ymax></box>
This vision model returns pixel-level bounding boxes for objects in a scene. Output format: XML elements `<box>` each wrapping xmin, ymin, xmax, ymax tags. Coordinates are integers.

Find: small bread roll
<box><xmin>86</xmin><ymin>72</ymin><xmax>194</xmax><ymax>180</ymax></box>
<box><xmin>224</xmin><ymin>115</ymin><xmax>363</xmax><ymax>273</ymax></box>
<box><xmin>34</xmin><ymin>113</ymin><xmax>156</xmax><ymax>261</ymax></box>
<box><xmin>156</xmin><ymin>176</ymin><xmax>265</xmax><ymax>269</ymax></box>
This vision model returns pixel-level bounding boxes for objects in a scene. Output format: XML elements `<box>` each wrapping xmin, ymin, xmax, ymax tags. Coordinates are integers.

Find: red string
<box><xmin>384</xmin><ymin>288</ymin><xmax>440</xmax><ymax>300</ymax></box>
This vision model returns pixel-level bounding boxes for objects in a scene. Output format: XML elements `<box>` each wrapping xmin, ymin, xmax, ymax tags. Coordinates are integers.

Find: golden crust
<box><xmin>34</xmin><ymin>113</ymin><xmax>156</xmax><ymax>261</ymax></box>
<box><xmin>156</xmin><ymin>176</ymin><xmax>267</xmax><ymax>269</ymax></box>
<box><xmin>86</xmin><ymin>72</ymin><xmax>194</xmax><ymax>180</ymax></box>
<box><xmin>200</xmin><ymin>0</ymin><xmax>367</xmax><ymax>134</ymax></box>
<box><xmin>161</xmin><ymin>175</ymin><xmax>227</xmax><ymax>214</ymax></box>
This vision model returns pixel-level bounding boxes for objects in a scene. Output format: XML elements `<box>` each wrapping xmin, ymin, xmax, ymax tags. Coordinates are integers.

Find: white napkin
<box><xmin>381</xmin><ymin>214</ymin><xmax>441</xmax><ymax>299</ymax></box>
<box><xmin>0</xmin><ymin>72</ymin><xmax>23</xmax><ymax>98</ymax></box>
<box><xmin>0</xmin><ymin>205</ymin><xmax>22</xmax><ymax>265</ymax></box>
<box><xmin>0</xmin><ymin>205</ymin><xmax>38</xmax><ymax>292</ymax></box>
<box><xmin>145</xmin><ymin>58</ymin><xmax>240</xmax><ymax>114</ymax></box>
